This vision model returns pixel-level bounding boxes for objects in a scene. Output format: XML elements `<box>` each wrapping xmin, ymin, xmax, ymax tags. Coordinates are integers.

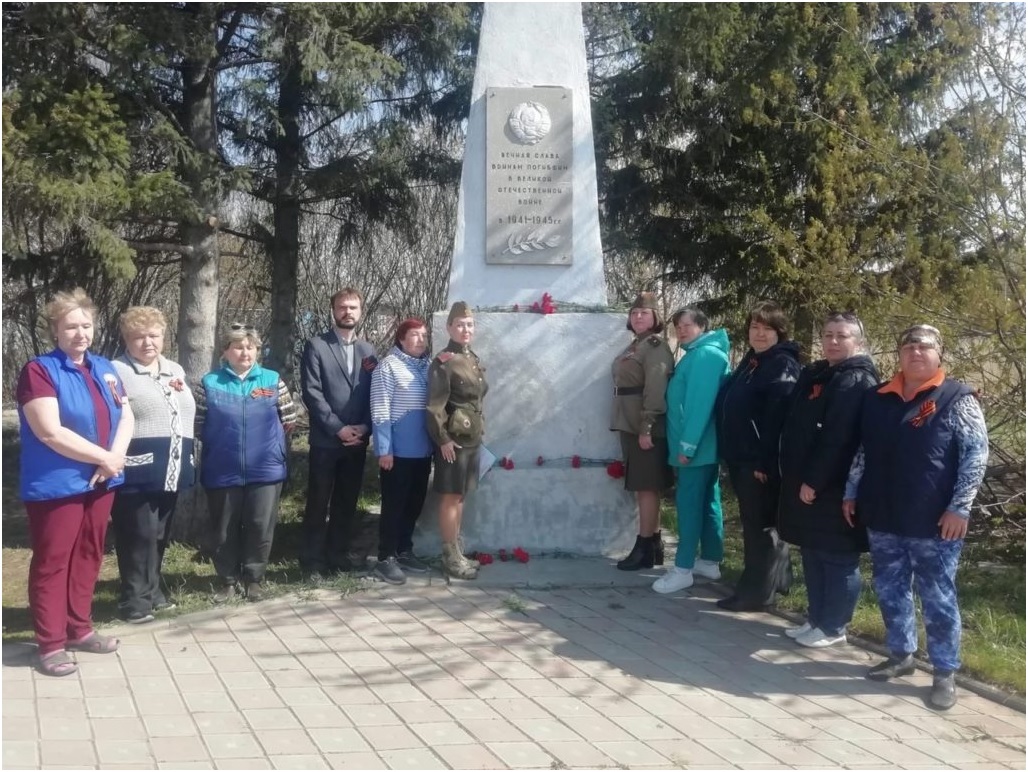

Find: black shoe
<box><xmin>244</xmin><ymin>582</ymin><xmax>264</xmax><ymax>602</ymax></box>
<box><xmin>929</xmin><ymin>671</ymin><xmax>957</xmax><ymax>710</ymax></box>
<box><xmin>396</xmin><ymin>551</ymin><xmax>429</xmax><ymax>573</ymax></box>
<box><xmin>716</xmin><ymin>595</ymin><xmax>770</xmax><ymax>612</ymax></box>
<box><xmin>617</xmin><ymin>535</ymin><xmax>655</xmax><ymax>571</ymax></box>
<box><xmin>653</xmin><ymin>531</ymin><xmax>665</xmax><ymax>566</ymax></box>
<box><xmin>213</xmin><ymin>583</ymin><xmax>236</xmax><ymax>604</ymax></box>
<box><xmin>866</xmin><ymin>654</ymin><xmax>916</xmax><ymax>681</ymax></box>
<box><xmin>123</xmin><ymin>610</ymin><xmax>155</xmax><ymax>625</ymax></box>
<box><xmin>373</xmin><ymin>557</ymin><xmax>407</xmax><ymax>585</ymax></box>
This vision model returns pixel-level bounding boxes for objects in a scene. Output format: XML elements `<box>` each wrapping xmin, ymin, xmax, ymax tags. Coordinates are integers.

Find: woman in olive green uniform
<box><xmin>611</xmin><ymin>292</ymin><xmax>674</xmax><ymax>570</ymax></box>
<box><xmin>427</xmin><ymin>302</ymin><xmax>488</xmax><ymax>579</ymax></box>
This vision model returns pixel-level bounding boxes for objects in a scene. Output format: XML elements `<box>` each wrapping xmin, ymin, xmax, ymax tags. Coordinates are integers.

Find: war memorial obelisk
<box><xmin>416</xmin><ymin>2</ymin><xmax>638</xmax><ymax>557</ymax></box>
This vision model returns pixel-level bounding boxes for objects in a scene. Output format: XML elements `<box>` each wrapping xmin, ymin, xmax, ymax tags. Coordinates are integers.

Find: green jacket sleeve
<box><xmin>640</xmin><ymin>338</ymin><xmax>673</xmax><ymax>435</ymax></box>
<box><xmin>426</xmin><ymin>358</ymin><xmax>451</xmax><ymax>446</ymax></box>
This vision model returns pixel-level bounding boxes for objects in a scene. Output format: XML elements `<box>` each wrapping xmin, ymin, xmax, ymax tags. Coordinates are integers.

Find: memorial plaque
<box><xmin>485</xmin><ymin>86</ymin><xmax>573</xmax><ymax>265</ymax></box>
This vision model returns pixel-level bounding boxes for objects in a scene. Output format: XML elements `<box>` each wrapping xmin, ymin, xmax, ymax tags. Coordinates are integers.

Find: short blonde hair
<box><xmin>220</xmin><ymin>323</ymin><xmax>262</xmax><ymax>353</ymax></box>
<box><xmin>120</xmin><ymin>306</ymin><xmax>167</xmax><ymax>337</ymax></box>
<box><xmin>44</xmin><ymin>288</ymin><xmax>95</xmax><ymax>331</ymax></box>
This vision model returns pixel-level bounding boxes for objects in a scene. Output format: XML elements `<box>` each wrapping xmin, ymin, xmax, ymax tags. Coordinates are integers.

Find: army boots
<box><xmin>442</xmin><ymin>542</ymin><xmax>478</xmax><ymax>579</ymax></box>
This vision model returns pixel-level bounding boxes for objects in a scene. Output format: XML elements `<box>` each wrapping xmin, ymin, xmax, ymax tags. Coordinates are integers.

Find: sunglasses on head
<box><xmin>825</xmin><ymin>310</ymin><xmax>864</xmax><ymax>339</ymax></box>
<box><xmin>230</xmin><ymin>323</ymin><xmax>257</xmax><ymax>333</ymax></box>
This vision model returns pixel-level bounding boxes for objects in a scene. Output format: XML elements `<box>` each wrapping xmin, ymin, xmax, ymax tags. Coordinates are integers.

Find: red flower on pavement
<box><xmin>498</xmin><ymin>549</ymin><xmax>509</xmax><ymax>562</ymax></box>
<box><xmin>476</xmin><ymin>552</ymin><xmax>494</xmax><ymax>565</ymax></box>
<box><xmin>536</xmin><ymin>456</ymin><xmax>545</xmax><ymax>466</ymax></box>
<box><xmin>500</xmin><ymin>456</ymin><xmax>515</xmax><ymax>470</ymax></box>
<box><xmin>513</xmin><ymin>547</ymin><xmax>530</xmax><ymax>563</ymax></box>
<box><xmin>606</xmin><ymin>460</ymin><xmax>626</xmax><ymax>479</ymax></box>
<box><xmin>571</xmin><ymin>455</ymin><xmax>582</xmax><ymax>468</ymax></box>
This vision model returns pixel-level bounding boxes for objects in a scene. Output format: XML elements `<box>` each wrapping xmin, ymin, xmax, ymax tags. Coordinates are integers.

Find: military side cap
<box><xmin>630</xmin><ymin>292</ymin><xmax>659</xmax><ymax>312</ymax></box>
<box><xmin>447</xmin><ymin>301</ymin><xmax>473</xmax><ymax>324</ymax></box>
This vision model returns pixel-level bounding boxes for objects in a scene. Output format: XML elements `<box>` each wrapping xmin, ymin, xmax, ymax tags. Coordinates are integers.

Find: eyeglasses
<box><xmin>230</xmin><ymin>323</ymin><xmax>257</xmax><ymax>333</ymax></box>
<box><xmin>824</xmin><ymin>310</ymin><xmax>864</xmax><ymax>339</ymax></box>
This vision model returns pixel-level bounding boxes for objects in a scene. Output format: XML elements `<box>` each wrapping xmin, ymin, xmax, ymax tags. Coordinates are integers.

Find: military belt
<box><xmin>614</xmin><ymin>386</ymin><xmax>644</xmax><ymax>396</ymax></box>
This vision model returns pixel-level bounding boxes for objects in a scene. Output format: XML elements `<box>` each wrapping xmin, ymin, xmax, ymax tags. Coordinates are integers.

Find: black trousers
<box><xmin>111</xmin><ymin>490</ymin><xmax>178</xmax><ymax>616</ymax></box>
<box><xmin>207</xmin><ymin>483</ymin><xmax>282</xmax><ymax>584</ymax></box>
<box><xmin>378</xmin><ymin>456</ymin><xmax>432</xmax><ymax>560</ymax></box>
<box><xmin>301</xmin><ymin>444</ymin><xmax>367</xmax><ymax>572</ymax></box>
<box><xmin>727</xmin><ymin>464</ymin><xmax>792</xmax><ymax>606</ymax></box>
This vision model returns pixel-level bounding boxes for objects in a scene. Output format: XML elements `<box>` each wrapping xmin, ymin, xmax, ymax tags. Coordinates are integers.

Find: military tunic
<box><xmin>610</xmin><ymin>333</ymin><xmax>674</xmax><ymax>491</ymax></box>
<box><xmin>427</xmin><ymin>339</ymin><xmax>489</xmax><ymax>494</ymax></box>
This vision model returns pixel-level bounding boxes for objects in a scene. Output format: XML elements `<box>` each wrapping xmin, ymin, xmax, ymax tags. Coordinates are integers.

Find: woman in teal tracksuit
<box><xmin>653</xmin><ymin>308</ymin><xmax>731</xmax><ymax>593</ymax></box>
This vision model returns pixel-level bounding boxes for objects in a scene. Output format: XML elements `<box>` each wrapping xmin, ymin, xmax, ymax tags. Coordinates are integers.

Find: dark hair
<box><xmin>330</xmin><ymin>287</ymin><xmax>364</xmax><ymax>308</ymax></box>
<box><xmin>671</xmin><ymin>307</ymin><xmax>709</xmax><ymax>331</ymax></box>
<box><xmin>394</xmin><ymin>317</ymin><xmax>428</xmax><ymax>348</ymax></box>
<box><xmin>747</xmin><ymin>301</ymin><xmax>789</xmax><ymax>341</ymax></box>
<box><xmin>823</xmin><ymin>310</ymin><xmax>865</xmax><ymax>340</ymax></box>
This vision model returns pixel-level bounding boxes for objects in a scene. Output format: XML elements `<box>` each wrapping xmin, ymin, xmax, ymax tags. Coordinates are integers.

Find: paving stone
<box><xmin>434</xmin><ymin>743</ymin><xmax>508</xmax><ymax>770</ymax></box>
<box><xmin>510</xmin><ymin>717</ymin><xmax>585</xmax><ymax>743</ymax></box>
<box><xmin>150</xmin><ymin>735</ymin><xmax>210</xmax><ymax>763</ymax></box>
<box><xmin>135</xmin><ymin>692</ymin><xmax>188</xmax><ymax>715</ymax></box>
<box><xmin>94</xmin><ymin>738</ymin><xmax>153</xmax><ymax>765</ymax></box>
<box><xmin>696</xmin><ymin>738</ymin><xmax>779</xmax><ymax>765</ymax></box>
<box><xmin>193</xmin><ymin>711</ymin><xmax>250</xmax><ymax>734</ymax></box>
<box><xmin>91</xmin><ymin>716</ymin><xmax>147</xmax><ymax>740</ymax></box>
<box><xmin>228</xmin><ymin>688</ymin><xmax>285</xmax><ymax>710</ymax></box>
<box><xmin>437</xmin><ymin>698</ymin><xmax>503</xmax><ymax>722</ymax></box>
<box><xmin>484</xmin><ymin>741</ymin><xmax>556</xmax><ymax>769</ymax></box>
<box><xmin>3</xmin><ymin>740</ymin><xmax>39</xmax><ymax>769</ymax></box>
<box><xmin>592</xmin><ymin>739</ymin><xmax>671</xmax><ymax>767</ymax></box>
<box><xmin>358</xmin><ymin>724</ymin><xmax>423</xmax><ymax>752</ymax></box>
<box><xmin>183</xmin><ymin>690</ymin><xmax>236</xmax><ymax>713</ymax></box>
<box><xmin>308</xmin><ymin>727</ymin><xmax>372</xmax><ymax>754</ymax></box>
<box><xmin>204</xmin><ymin>733</ymin><xmax>265</xmax><ymax>759</ymax></box>
<box><xmin>758</xmin><ymin>738</ymin><xmax>839</xmax><ymax>766</ymax></box>
<box><xmin>214</xmin><ymin>760</ymin><xmax>272</xmax><ymax>770</ymax></box>
<box><xmin>143</xmin><ymin>713</ymin><xmax>200</xmax><ymax>737</ymax></box>
<box><xmin>38</xmin><ymin>715</ymin><xmax>90</xmax><ymax>741</ymax></box>
<box><xmin>322</xmin><ymin>752</ymin><xmax>387</xmax><ymax>769</ymax></box>
<box><xmin>485</xmin><ymin>697</ymin><xmax>551</xmax><ymax>720</ymax></box>
<box><xmin>802</xmin><ymin>738</ymin><xmax>892</xmax><ymax>766</ymax></box>
<box><xmin>903</xmin><ymin>738</ymin><xmax>990</xmax><ymax>765</ymax></box>
<box><xmin>33</xmin><ymin>677</ymin><xmax>82</xmax><ymax>698</ymax></box>
<box><xmin>269</xmin><ymin>754</ymin><xmax>329</xmax><ymax>769</ymax></box>
<box><xmin>540</xmin><ymin>740</ymin><xmax>617</xmax><ymax>768</ymax></box>
<box><xmin>457</xmin><ymin>718</ymin><xmax>530</xmax><ymax>744</ymax></box>
<box><xmin>609</xmin><ymin>713</ymin><xmax>687</xmax><ymax>741</ymax></box>
<box><xmin>415</xmin><ymin>678</ymin><xmax>477</xmax><ymax>701</ymax></box>
<box><xmin>377</xmin><ymin>747</ymin><xmax>448</xmax><ymax>769</ymax></box>
<box><xmin>35</xmin><ymin>697</ymin><xmax>87</xmax><ymax>719</ymax></box>
<box><xmin>648</xmin><ymin>738</ymin><xmax>734</xmax><ymax>767</ymax></box>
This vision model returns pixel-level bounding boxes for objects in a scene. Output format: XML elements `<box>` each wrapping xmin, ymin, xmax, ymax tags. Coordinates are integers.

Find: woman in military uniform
<box><xmin>610</xmin><ymin>292</ymin><xmax>674</xmax><ymax>570</ymax></box>
<box><xmin>427</xmin><ymin>302</ymin><xmax>489</xmax><ymax>579</ymax></box>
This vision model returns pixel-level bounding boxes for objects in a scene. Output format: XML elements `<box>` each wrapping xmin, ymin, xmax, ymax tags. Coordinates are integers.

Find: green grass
<box><xmin>660</xmin><ymin>486</ymin><xmax>1027</xmax><ymax>696</ymax></box>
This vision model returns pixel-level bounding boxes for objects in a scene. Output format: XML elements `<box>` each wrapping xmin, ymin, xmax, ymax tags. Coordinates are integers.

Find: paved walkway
<box><xmin>3</xmin><ymin>560</ymin><xmax>1025</xmax><ymax>770</ymax></box>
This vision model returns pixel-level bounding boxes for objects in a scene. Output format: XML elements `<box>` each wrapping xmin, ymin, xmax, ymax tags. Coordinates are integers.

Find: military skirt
<box><xmin>619</xmin><ymin>431</ymin><xmax>672</xmax><ymax>492</ymax></box>
<box><xmin>433</xmin><ymin>444</ymin><xmax>481</xmax><ymax>496</ymax></box>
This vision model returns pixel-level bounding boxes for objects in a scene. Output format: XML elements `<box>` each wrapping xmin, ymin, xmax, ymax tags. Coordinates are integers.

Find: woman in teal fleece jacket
<box><xmin>653</xmin><ymin>308</ymin><xmax>731</xmax><ymax>593</ymax></box>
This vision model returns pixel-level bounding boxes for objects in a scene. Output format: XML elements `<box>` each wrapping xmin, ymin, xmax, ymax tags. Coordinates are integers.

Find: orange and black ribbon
<box><xmin>808</xmin><ymin>384</ymin><xmax>823</xmax><ymax>400</ymax></box>
<box><xmin>910</xmin><ymin>399</ymin><xmax>936</xmax><ymax>427</ymax></box>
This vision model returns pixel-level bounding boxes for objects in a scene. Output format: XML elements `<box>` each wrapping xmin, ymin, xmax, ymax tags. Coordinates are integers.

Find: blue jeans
<box><xmin>800</xmin><ymin>547</ymin><xmax>861</xmax><ymax>637</ymax></box>
<box><xmin>673</xmin><ymin>465</ymin><xmax>723</xmax><ymax>569</ymax></box>
<box><xmin>868</xmin><ymin>528</ymin><xmax>963</xmax><ymax>673</ymax></box>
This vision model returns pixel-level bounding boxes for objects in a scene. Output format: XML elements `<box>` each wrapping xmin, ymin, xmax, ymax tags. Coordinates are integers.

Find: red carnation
<box><xmin>531</xmin><ymin>301</ymin><xmax>541</xmax><ymax>313</ymax></box>
<box><xmin>500</xmin><ymin>456</ymin><xmax>515</xmax><ymax>470</ymax></box>
<box><xmin>536</xmin><ymin>456</ymin><xmax>545</xmax><ymax>466</ymax></box>
<box><xmin>571</xmin><ymin>455</ymin><xmax>582</xmax><ymax>468</ymax></box>
<box><xmin>513</xmin><ymin>304</ymin><xmax>520</xmax><ymax>312</ymax></box>
<box><xmin>476</xmin><ymin>552</ymin><xmax>494</xmax><ymax>565</ymax></box>
<box><xmin>540</xmin><ymin>292</ymin><xmax>556</xmax><ymax>315</ymax></box>
<box><xmin>498</xmin><ymin>548</ymin><xmax>509</xmax><ymax>562</ymax></box>
<box><xmin>513</xmin><ymin>547</ymin><xmax>530</xmax><ymax>563</ymax></box>
<box><xmin>606</xmin><ymin>460</ymin><xmax>626</xmax><ymax>479</ymax></box>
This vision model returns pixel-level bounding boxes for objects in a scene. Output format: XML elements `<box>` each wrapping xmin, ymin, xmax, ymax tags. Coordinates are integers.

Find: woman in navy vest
<box><xmin>16</xmin><ymin>289</ymin><xmax>135</xmax><ymax>677</ymax></box>
<box><xmin>778</xmin><ymin>312</ymin><xmax>879</xmax><ymax>648</ymax></box>
<box><xmin>843</xmin><ymin>324</ymin><xmax>988</xmax><ymax>710</ymax></box>
<box><xmin>714</xmin><ymin>301</ymin><xmax>801</xmax><ymax>611</ymax></box>
<box><xmin>194</xmin><ymin>324</ymin><xmax>297</xmax><ymax>603</ymax></box>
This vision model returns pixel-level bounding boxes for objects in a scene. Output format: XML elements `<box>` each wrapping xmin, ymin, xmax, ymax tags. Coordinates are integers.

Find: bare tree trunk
<box><xmin>265</xmin><ymin>35</ymin><xmax>304</xmax><ymax>388</ymax></box>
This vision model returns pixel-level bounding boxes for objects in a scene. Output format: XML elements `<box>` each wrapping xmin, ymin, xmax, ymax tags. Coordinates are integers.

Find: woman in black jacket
<box><xmin>715</xmin><ymin>301</ymin><xmax>801</xmax><ymax>611</ymax></box>
<box><xmin>778</xmin><ymin>312</ymin><xmax>879</xmax><ymax>647</ymax></box>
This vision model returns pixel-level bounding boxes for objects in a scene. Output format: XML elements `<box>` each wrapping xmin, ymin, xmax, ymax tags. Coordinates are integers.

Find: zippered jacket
<box><xmin>666</xmin><ymin>329</ymin><xmax>730</xmax><ymax>467</ymax></box>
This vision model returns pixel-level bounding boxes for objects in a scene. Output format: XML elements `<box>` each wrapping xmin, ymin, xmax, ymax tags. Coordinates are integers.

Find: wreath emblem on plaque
<box><xmin>507</xmin><ymin>102</ymin><xmax>551</xmax><ymax>145</ymax></box>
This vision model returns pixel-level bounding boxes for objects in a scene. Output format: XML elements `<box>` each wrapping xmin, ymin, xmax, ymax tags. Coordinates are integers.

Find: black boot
<box><xmin>617</xmin><ymin>535</ymin><xmax>655</xmax><ymax>571</ymax></box>
<box><xmin>653</xmin><ymin>530</ymin><xmax>665</xmax><ymax>566</ymax></box>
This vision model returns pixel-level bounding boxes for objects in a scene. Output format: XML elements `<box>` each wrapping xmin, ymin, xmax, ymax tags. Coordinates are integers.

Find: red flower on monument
<box><xmin>571</xmin><ymin>455</ymin><xmax>582</xmax><ymax>468</ymax></box>
<box><xmin>500</xmin><ymin>456</ymin><xmax>515</xmax><ymax>470</ymax></box>
<box><xmin>513</xmin><ymin>547</ymin><xmax>530</xmax><ymax>563</ymax></box>
<box><xmin>498</xmin><ymin>548</ymin><xmax>509</xmax><ymax>562</ymax></box>
<box><xmin>606</xmin><ymin>460</ymin><xmax>626</xmax><ymax>479</ymax></box>
<box><xmin>540</xmin><ymin>292</ymin><xmax>556</xmax><ymax>315</ymax></box>
<box><xmin>536</xmin><ymin>456</ymin><xmax>545</xmax><ymax>466</ymax></box>
<box><xmin>476</xmin><ymin>552</ymin><xmax>494</xmax><ymax>565</ymax></box>
<box><xmin>513</xmin><ymin>304</ymin><xmax>520</xmax><ymax>312</ymax></box>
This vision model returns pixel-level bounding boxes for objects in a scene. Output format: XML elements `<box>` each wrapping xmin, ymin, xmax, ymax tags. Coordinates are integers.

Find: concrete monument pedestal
<box><xmin>413</xmin><ymin>3</ymin><xmax>641</xmax><ymax>558</ymax></box>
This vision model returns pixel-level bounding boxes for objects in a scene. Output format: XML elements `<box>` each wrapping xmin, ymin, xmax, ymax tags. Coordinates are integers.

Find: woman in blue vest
<box><xmin>844</xmin><ymin>324</ymin><xmax>988</xmax><ymax>710</ymax></box>
<box><xmin>778</xmin><ymin>312</ymin><xmax>879</xmax><ymax>648</ymax></box>
<box><xmin>714</xmin><ymin>301</ymin><xmax>801</xmax><ymax>611</ymax></box>
<box><xmin>16</xmin><ymin>289</ymin><xmax>136</xmax><ymax>677</ymax></box>
<box><xmin>194</xmin><ymin>324</ymin><xmax>297</xmax><ymax>603</ymax></box>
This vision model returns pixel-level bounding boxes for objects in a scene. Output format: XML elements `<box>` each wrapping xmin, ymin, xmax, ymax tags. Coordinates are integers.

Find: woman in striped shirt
<box><xmin>370</xmin><ymin>318</ymin><xmax>433</xmax><ymax>585</ymax></box>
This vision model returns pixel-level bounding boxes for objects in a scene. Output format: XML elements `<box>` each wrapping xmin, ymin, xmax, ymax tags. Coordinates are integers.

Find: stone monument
<box><xmin>414</xmin><ymin>2</ymin><xmax>638</xmax><ymax>557</ymax></box>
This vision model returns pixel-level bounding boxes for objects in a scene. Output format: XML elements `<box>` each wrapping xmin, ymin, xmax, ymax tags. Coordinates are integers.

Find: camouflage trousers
<box><xmin>868</xmin><ymin>529</ymin><xmax>963</xmax><ymax>673</ymax></box>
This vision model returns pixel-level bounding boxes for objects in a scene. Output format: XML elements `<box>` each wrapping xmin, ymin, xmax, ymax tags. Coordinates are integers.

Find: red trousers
<box><xmin>26</xmin><ymin>489</ymin><xmax>113</xmax><ymax>656</ymax></box>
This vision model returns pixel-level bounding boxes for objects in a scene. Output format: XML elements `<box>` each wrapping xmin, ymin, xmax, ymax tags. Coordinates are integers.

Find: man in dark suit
<box><xmin>300</xmin><ymin>287</ymin><xmax>377</xmax><ymax>574</ymax></box>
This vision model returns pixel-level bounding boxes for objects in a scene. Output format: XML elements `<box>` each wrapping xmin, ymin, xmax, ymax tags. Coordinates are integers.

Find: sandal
<box><xmin>67</xmin><ymin>632</ymin><xmax>119</xmax><ymax>654</ymax></box>
<box><xmin>37</xmin><ymin>650</ymin><xmax>78</xmax><ymax>677</ymax></box>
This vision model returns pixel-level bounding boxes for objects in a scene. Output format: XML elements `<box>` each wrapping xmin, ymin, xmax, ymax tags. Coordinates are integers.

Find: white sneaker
<box><xmin>796</xmin><ymin>626</ymin><xmax>847</xmax><ymax>648</ymax></box>
<box><xmin>693</xmin><ymin>559</ymin><xmax>721</xmax><ymax>581</ymax></box>
<box><xmin>652</xmin><ymin>566</ymin><xmax>694</xmax><ymax>593</ymax></box>
<box><xmin>784</xmin><ymin>621</ymin><xmax>812</xmax><ymax>639</ymax></box>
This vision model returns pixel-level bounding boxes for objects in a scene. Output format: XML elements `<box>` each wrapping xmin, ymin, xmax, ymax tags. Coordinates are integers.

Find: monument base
<box><xmin>413</xmin><ymin>310</ymin><xmax>640</xmax><ymax>557</ymax></box>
